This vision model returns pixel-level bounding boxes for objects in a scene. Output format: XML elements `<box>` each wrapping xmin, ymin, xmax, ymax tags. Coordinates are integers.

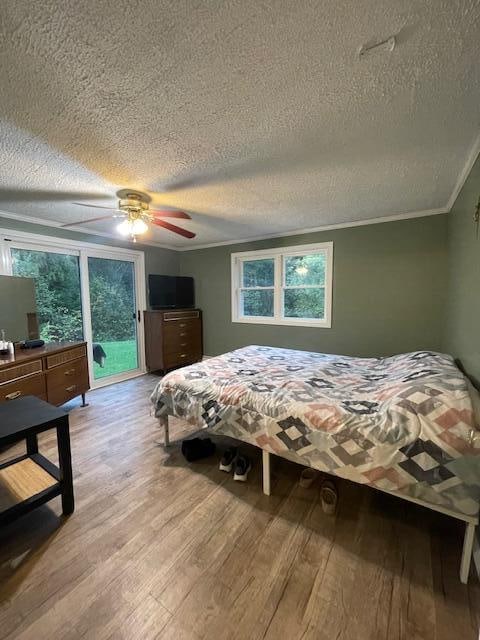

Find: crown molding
<box><xmin>176</xmin><ymin>207</ymin><xmax>448</xmax><ymax>251</ymax></box>
<box><xmin>446</xmin><ymin>132</ymin><xmax>480</xmax><ymax>211</ymax></box>
<box><xmin>0</xmin><ymin>204</ymin><xmax>449</xmax><ymax>253</ymax></box>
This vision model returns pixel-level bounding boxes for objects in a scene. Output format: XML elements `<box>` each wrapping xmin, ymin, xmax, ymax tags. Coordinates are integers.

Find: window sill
<box><xmin>232</xmin><ymin>317</ymin><xmax>331</xmax><ymax>329</ymax></box>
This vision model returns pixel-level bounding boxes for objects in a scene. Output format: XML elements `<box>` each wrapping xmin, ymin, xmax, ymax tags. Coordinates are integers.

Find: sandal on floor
<box><xmin>320</xmin><ymin>480</ymin><xmax>338</xmax><ymax>515</ymax></box>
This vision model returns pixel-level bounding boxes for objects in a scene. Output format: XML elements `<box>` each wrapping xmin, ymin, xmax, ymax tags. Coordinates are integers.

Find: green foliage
<box><xmin>284</xmin><ymin>288</ymin><xmax>324</xmax><ymax>319</ymax></box>
<box><xmin>242</xmin><ymin>289</ymin><xmax>274</xmax><ymax>316</ymax></box>
<box><xmin>88</xmin><ymin>257</ymin><xmax>136</xmax><ymax>342</ymax></box>
<box><xmin>12</xmin><ymin>249</ymin><xmax>84</xmax><ymax>341</ymax></box>
<box><xmin>241</xmin><ymin>253</ymin><xmax>326</xmax><ymax>319</ymax></box>
<box><xmin>12</xmin><ymin>249</ymin><xmax>136</xmax><ymax>343</ymax></box>
<box><xmin>243</xmin><ymin>259</ymin><xmax>274</xmax><ymax>287</ymax></box>
<box><xmin>284</xmin><ymin>254</ymin><xmax>325</xmax><ymax>286</ymax></box>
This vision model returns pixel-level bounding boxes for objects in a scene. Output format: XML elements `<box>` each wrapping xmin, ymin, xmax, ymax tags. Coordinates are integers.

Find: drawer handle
<box><xmin>179</xmin><ymin>323</ymin><xmax>186</xmax><ymax>327</ymax></box>
<box><xmin>66</xmin><ymin>385</ymin><xmax>76</xmax><ymax>392</ymax></box>
<box><xmin>5</xmin><ymin>390</ymin><xmax>21</xmax><ymax>400</ymax></box>
<box><xmin>180</xmin><ymin>343</ymin><xmax>187</xmax><ymax>347</ymax></box>
<box><xmin>64</xmin><ymin>368</ymin><xmax>76</xmax><ymax>376</ymax></box>
<box><xmin>180</xmin><ymin>354</ymin><xmax>186</xmax><ymax>358</ymax></box>
<box><xmin>180</xmin><ymin>332</ymin><xmax>187</xmax><ymax>337</ymax></box>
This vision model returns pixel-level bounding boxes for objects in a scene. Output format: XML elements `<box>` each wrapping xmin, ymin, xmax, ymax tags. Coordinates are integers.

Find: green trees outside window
<box><xmin>11</xmin><ymin>249</ymin><xmax>139</xmax><ymax>378</ymax></box>
<box><xmin>11</xmin><ymin>248</ymin><xmax>83</xmax><ymax>342</ymax></box>
<box><xmin>239</xmin><ymin>252</ymin><xmax>326</xmax><ymax>320</ymax></box>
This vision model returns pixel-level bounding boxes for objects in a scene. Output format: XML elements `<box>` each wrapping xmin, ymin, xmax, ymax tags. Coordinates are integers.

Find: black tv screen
<box><xmin>148</xmin><ymin>275</ymin><xmax>195</xmax><ymax>309</ymax></box>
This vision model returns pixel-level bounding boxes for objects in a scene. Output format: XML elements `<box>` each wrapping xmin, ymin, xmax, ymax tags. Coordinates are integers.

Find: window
<box><xmin>231</xmin><ymin>242</ymin><xmax>333</xmax><ymax>327</ymax></box>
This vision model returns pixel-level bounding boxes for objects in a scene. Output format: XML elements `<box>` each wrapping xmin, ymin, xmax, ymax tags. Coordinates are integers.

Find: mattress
<box><xmin>151</xmin><ymin>345</ymin><xmax>480</xmax><ymax>517</ymax></box>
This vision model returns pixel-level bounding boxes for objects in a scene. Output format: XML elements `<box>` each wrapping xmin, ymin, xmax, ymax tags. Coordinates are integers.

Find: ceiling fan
<box><xmin>61</xmin><ymin>192</ymin><xmax>195</xmax><ymax>242</ymax></box>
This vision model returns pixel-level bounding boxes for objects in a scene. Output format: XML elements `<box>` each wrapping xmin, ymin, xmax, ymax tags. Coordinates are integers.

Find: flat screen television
<box><xmin>148</xmin><ymin>274</ymin><xmax>195</xmax><ymax>310</ymax></box>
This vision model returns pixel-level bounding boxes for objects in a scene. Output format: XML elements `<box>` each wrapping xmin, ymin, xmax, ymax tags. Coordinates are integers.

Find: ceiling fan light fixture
<box><xmin>117</xmin><ymin>219</ymin><xmax>132</xmax><ymax>236</ymax></box>
<box><xmin>131</xmin><ymin>218</ymin><xmax>148</xmax><ymax>234</ymax></box>
<box><xmin>117</xmin><ymin>217</ymin><xmax>148</xmax><ymax>238</ymax></box>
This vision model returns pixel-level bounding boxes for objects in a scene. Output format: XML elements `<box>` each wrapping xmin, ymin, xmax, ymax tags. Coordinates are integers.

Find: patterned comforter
<box><xmin>151</xmin><ymin>346</ymin><xmax>480</xmax><ymax>517</ymax></box>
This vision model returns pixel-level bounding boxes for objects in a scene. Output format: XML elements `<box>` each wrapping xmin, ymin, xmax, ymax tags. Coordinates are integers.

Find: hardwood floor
<box><xmin>0</xmin><ymin>374</ymin><xmax>479</xmax><ymax>639</ymax></box>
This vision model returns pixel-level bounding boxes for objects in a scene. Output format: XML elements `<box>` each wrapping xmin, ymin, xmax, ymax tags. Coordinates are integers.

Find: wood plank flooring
<box><xmin>0</xmin><ymin>374</ymin><xmax>479</xmax><ymax>639</ymax></box>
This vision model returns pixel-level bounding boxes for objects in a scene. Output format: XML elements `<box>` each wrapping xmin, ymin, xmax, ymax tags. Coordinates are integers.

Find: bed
<box><xmin>150</xmin><ymin>345</ymin><xmax>480</xmax><ymax>583</ymax></box>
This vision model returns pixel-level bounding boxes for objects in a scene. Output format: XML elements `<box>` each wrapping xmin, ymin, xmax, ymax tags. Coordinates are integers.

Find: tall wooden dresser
<box><xmin>0</xmin><ymin>342</ymin><xmax>90</xmax><ymax>406</ymax></box>
<box><xmin>144</xmin><ymin>309</ymin><xmax>203</xmax><ymax>373</ymax></box>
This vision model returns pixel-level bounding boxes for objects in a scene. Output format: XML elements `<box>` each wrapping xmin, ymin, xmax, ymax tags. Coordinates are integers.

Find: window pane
<box><xmin>283</xmin><ymin>287</ymin><xmax>324</xmax><ymax>319</ymax></box>
<box><xmin>11</xmin><ymin>248</ymin><xmax>84</xmax><ymax>342</ymax></box>
<box><xmin>242</xmin><ymin>259</ymin><xmax>274</xmax><ymax>287</ymax></box>
<box><xmin>241</xmin><ymin>289</ymin><xmax>274</xmax><ymax>317</ymax></box>
<box><xmin>284</xmin><ymin>253</ymin><xmax>325</xmax><ymax>286</ymax></box>
<box><xmin>88</xmin><ymin>257</ymin><xmax>138</xmax><ymax>380</ymax></box>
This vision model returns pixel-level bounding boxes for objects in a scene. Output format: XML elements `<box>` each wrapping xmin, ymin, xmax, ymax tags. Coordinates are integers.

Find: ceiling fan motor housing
<box><xmin>119</xmin><ymin>193</ymin><xmax>149</xmax><ymax>211</ymax></box>
<box><xmin>119</xmin><ymin>193</ymin><xmax>153</xmax><ymax>222</ymax></box>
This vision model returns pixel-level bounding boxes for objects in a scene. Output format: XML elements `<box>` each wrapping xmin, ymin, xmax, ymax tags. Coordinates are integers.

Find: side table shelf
<box><xmin>0</xmin><ymin>454</ymin><xmax>62</xmax><ymax>523</ymax></box>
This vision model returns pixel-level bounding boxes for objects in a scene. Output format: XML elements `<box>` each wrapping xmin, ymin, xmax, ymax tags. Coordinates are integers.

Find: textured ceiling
<box><xmin>0</xmin><ymin>0</ymin><xmax>479</xmax><ymax>248</ymax></box>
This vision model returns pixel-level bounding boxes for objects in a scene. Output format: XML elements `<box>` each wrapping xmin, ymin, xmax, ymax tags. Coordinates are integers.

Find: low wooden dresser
<box><xmin>144</xmin><ymin>309</ymin><xmax>203</xmax><ymax>373</ymax></box>
<box><xmin>0</xmin><ymin>341</ymin><xmax>90</xmax><ymax>406</ymax></box>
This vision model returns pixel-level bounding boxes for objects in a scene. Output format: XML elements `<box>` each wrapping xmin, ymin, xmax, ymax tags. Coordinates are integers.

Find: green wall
<box><xmin>180</xmin><ymin>215</ymin><xmax>448</xmax><ymax>357</ymax></box>
<box><xmin>444</xmin><ymin>153</ymin><xmax>480</xmax><ymax>386</ymax></box>
<box><xmin>0</xmin><ymin>215</ymin><xmax>179</xmax><ymax>308</ymax></box>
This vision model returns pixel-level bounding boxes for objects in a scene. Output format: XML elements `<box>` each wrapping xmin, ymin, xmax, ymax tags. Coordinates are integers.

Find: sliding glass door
<box><xmin>87</xmin><ymin>256</ymin><xmax>139</xmax><ymax>380</ymax></box>
<box><xmin>1</xmin><ymin>234</ymin><xmax>146</xmax><ymax>388</ymax></box>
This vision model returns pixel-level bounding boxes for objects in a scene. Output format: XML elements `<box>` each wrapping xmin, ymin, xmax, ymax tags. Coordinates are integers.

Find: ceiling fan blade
<box><xmin>151</xmin><ymin>210</ymin><xmax>191</xmax><ymax>220</ymax></box>
<box><xmin>152</xmin><ymin>219</ymin><xmax>196</xmax><ymax>239</ymax></box>
<box><xmin>60</xmin><ymin>215</ymin><xmax>115</xmax><ymax>228</ymax></box>
<box><xmin>72</xmin><ymin>202</ymin><xmax>119</xmax><ymax>211</ymax></box>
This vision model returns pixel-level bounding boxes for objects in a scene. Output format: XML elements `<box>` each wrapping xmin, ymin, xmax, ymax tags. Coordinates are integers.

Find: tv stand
<box><xmin>144</xmin><ymin>309</ymin><xmax>203</xmax><ymax>374</ymax></box>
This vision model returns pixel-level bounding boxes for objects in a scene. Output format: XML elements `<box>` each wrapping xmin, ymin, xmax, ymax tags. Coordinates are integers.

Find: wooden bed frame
<box><xmin>158</xmin><ymin>414</ymin><xmax>478</xmax><ymax>584</ymax></box>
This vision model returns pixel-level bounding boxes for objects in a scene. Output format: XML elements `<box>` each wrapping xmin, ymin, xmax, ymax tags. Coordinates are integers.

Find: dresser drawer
<box><xmin>46</xmin><ymin>358</ymin><xmax>89</xmax><ymax>406</ymax></box>
<box><xmin>164</xmin><ymin>350</ymin><xmax>202</xmax><ymax>369</ymax></box>
<box><xmin>163</xmin><ymin>310</ymin><xmax>200</xmax><ymax>322</ymax></box>
<box><xmin>0</xmin><ymin>360</ymin><xmax>42</xmax><ymax>385</ymax></box>
<box><xmin>46</xmin><ymin>345</ymin><xmax>87</xmax><ymax>369</ymax></box>
<box><xmin>163</xmin><ymin>319</ymin><xmax>201</xmax><ymax>340</ymax></box>
<box><xmin>0</xmin><ymin>374</ymin><xmax>47</xmax><ymax>403</ymax></box>
<box><xmin>164</xmin><ymin>335</ymin><xmax>202</xmax><ymax>355</ymax></box>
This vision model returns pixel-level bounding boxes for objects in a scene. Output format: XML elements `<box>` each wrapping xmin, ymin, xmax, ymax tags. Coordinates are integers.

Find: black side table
<box><xmin>0</xmin><ymin>396</ymin><xmax>74</xmax><ymax>525</ymax></box>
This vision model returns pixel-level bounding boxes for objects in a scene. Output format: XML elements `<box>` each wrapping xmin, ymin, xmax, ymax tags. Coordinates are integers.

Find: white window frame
<box><xmin>0</xmin><ymin>228</ymin><xmax>147</xmax><ymax>389</ymax></box>
<box><xmin>231</xmin><ymin>242</ymin><xmax>333</xmax><ymax>328</ymax></box>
